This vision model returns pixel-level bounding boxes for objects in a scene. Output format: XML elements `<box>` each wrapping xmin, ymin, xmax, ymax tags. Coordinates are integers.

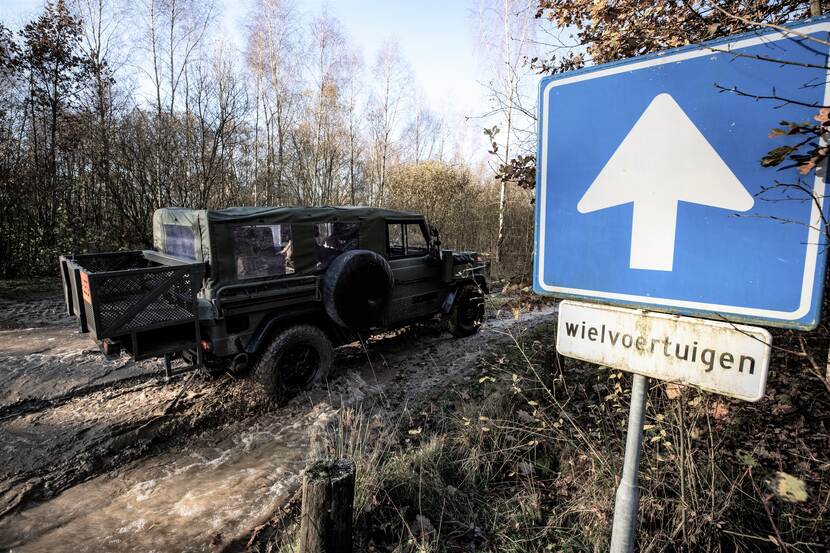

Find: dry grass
<box><xmin>269</xmin><ymin>320</ymin><xmax>830</xmax><ymax>552</ymax></box>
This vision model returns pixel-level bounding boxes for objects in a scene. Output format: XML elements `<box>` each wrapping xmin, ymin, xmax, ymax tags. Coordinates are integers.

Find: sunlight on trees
<box><xmin>0</xmin><ymin>0</ymin><xmax>535</xmax><ymax>278</ymax></box>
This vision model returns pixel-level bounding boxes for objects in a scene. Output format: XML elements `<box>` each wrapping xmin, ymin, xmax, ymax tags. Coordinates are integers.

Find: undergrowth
<box><xmin>274</xmin><ymin>319</ymin><xmax>829</xmax><ymax>552</ymax></box>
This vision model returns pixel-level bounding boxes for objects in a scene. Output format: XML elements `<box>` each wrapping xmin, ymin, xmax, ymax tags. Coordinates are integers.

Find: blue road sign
<box><xmin>534</xmin><ymin>18</ymin><xmax>830</xmax><ymax>330</ymax></box>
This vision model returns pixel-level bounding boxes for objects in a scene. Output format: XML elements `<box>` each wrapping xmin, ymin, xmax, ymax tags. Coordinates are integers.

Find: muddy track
<box><xmin>0</xmin><ymin>296</ymin><xmax>73</xmax><ymax>329</ymax></box>
<box><xmin>0</xmin><ymin>309</ymin><xmax>273</xmax><ymax>521</ymax></box>
<box><xmin>0</xmin><ymin>372</ymin><xmax>267</xmax><ymax>520</ymax></box>
<box><xmin>0</xmin><ymin>292</ymin><xmax>557</xmax><ymax>552</ymax></box>
<box><xmin>0</xmin><ymin>371</ymin><xmax>174</xmax><ymax>422</ymax></box>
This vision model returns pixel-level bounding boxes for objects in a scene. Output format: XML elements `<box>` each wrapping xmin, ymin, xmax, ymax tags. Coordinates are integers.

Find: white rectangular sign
<box><xmin>556</xmin><ymin>300</ymin><xmax>771</xmax><ymax>401</ymax></box>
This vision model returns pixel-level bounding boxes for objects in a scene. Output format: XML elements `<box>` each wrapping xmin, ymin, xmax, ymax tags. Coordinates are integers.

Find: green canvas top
<box><xmin>152</xmin><ymin>206</ymin><xmax>427</xmax><ymax>298</ymax></box>
<box><xmin>161</xmin><ymin>206</ymin><xmax>422</xmax><ymax>223</ymax></box>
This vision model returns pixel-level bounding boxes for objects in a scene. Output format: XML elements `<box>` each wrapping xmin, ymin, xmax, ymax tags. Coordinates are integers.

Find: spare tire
<box><xmin>323</xmin><ymin>249</ymin><xmax>393</xmax><ymax>329</ymax></box>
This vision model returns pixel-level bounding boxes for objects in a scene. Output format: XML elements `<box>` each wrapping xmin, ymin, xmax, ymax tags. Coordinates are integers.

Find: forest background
<box><xmin>0</xmin><ymin>0</ymin><xmax>546</xmax><ymax>278</ymax></box>
<box><xmin>1</xmin><ymin>0</ymin><xmax>825</xmax><ymax>280</ymax></box>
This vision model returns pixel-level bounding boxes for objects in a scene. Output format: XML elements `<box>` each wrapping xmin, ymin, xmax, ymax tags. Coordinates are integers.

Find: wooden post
<box><xmin>298</xmin><ymin>459</ymin><xmax>356</xmax><ymax>553</ymax></box>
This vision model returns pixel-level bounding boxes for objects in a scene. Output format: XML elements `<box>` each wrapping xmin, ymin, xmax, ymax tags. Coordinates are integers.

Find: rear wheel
<box><xmin>253</xmin><ymin>324</ymin><xmax>334</xmax><ymax>403</ymax></box>
<box><xmin>447</xmin><ymin>284</ymin><xmax>485</xmax><ymax>337</ymax></box>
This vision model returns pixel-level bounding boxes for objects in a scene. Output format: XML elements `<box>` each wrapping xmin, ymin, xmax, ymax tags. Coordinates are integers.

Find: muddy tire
<box><xmin>447</xmin><ymin>284</ymin><xmax>484</xmax><ymax>338</ymax></box>
<box><xmin>323</xmin><ymin>249</ymin><xmax>393</xmax><ymax>329</ymax></box>
<box><xmin>253</xmin><ymin>324</ymin><xmax>334</xmax><ymax>403</ymax></box>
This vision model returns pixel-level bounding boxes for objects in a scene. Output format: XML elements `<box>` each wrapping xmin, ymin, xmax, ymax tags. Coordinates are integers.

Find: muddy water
<box><xmin>0</xmin><ymin>325</ymin><xmax>157</xmax><ymax>408</ymax></box>
<box><xmin>0</xmin><ymin>405</ymin><xmax>335</xmax><ymax>553</ymax></box>
<box><xmin>0</xmin><ymin>301</ymin><xmax>558</xmax><ymax>553</ymax></box>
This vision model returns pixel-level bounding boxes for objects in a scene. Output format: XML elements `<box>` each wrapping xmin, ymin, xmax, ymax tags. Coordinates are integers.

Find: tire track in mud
<box><xmin>0</xmin><ymin>371</ymin><xmax>168</xmax><ymax>423</ymax></box>
<box><xmin>0</xmin><ymin>297</ymin><xmax>73</xmax><ymax>329</ymax></box>
<box><xmin>0</xmin><ymin>313</ymin><xmax>266</xmax><ymax>520</ymax></box>
<box><xmin>0</xmin><ymin>299</ymin><xmax>557</xmax><ymax>552</ymax></box>
<box><xmin>0</xmin><ymin>371</ymin><xmax>274</xmax><ymax>517</ymax></box>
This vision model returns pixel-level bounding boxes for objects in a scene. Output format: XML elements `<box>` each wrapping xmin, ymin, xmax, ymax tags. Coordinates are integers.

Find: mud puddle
<box><xmin>0</xmin><ymin>293</ymin><xmax>556</xmax><ymax>552</ymax></box>
<box><xmin>0</xmin><ymin>406</ymin><xmax>332</xmax><ymax>553</ymax></box>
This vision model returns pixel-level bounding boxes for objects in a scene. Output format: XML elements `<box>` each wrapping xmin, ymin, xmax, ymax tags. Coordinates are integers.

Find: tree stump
<box><xmin>298</xmin><ymin>458</ymin><xmax>356</xmax><ymax>553</ymax></box>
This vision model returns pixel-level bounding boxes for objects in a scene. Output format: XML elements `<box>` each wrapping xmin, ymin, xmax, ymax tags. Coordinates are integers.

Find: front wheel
<box><xmin>253</xmin><ymin>324</ymin><xmax>334</xmax><ymax>403</ymax></box>
<box><xmin>447</xmin><ymin>284</ymin><xmax>485</xmax><ymax>338</ymax></box>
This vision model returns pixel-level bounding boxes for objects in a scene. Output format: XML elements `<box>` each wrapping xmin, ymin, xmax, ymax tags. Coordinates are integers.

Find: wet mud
<box><xmin>0</xmin><ymin>290</ymin><xmax>556</xmax><ymax>552</ymax></box>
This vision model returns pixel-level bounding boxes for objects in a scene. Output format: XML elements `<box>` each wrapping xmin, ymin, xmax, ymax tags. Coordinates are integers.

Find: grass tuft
<box><xmin>274</xmin><ymin>319</ymin><xmax>830</xmax><ymax>552</ymax></box>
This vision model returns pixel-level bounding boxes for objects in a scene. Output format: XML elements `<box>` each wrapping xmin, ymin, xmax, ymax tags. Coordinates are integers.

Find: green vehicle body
<box><xmin>60</xmin><ymin>206</ymin><xmax>490</xmax><ymax>391</ymax></box>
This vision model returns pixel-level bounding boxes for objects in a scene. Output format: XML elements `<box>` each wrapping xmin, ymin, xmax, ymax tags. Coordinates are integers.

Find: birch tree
<box><xmin>343</xmin><ymin>49</ymin><xmax>365</xmax><ymax>204</ymax></box>
<box><xmin>478</xmin><ymin>0</ymin><xmax>537</xmax><ymax>260</ymax></box>
<box><xmin>368</xmin><ymin>40</ymin><xmax>410</xmax><ymax>206</ymax></box>
<box><xmin>246</xmin><ymin>0</ymin><xmax>299</xmax><ymax>204</ymax></box>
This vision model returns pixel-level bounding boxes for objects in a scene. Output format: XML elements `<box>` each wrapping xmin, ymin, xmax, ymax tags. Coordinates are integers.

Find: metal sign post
<box><xmin>555</xmin><ymin>300</ymin><xmax>773</xmax><ymax>550</ymax></box>
<box><xmin>609</xmin><ymin>373</ymin><xmax>648</xmax><ymax>553</ymax></box>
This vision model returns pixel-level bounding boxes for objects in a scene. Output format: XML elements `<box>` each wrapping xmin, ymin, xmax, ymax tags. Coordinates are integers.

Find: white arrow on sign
<box><xmin>577</xmin><ymin>93</ymin><xmax>754</xmax><ymax>271</ymax></box>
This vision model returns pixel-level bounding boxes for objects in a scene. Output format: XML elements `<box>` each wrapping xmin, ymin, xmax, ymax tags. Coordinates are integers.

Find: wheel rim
<box><xmin>278</xmin><ymin>343</ymin><xmax>321</xmax><ymax>389</ymax></box>
<box><xmin>460</xmin><ymin>294</ymin><xmax>483</xmax><ymax>327</ymax></box>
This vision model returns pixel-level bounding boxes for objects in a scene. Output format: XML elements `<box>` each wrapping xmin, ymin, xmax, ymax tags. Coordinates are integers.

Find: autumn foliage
<box><xmin>497</xmin><ymin>1</ymin><xmax>825</xmax><ymax>189</ymax></box>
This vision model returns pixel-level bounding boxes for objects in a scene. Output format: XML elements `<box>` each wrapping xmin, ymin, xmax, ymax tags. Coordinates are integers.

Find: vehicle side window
<box><xmin>315</xmin><ymin>222</ymin><xmax>359</xmax><ymax>270</ymax></box>
<box><xmin>388</xmin><ymin>223</ymin><xmax>404</xmax><ymax>257</ymax></box>
<box><xmin>163</xmin><ymin>224</ymin><xmax>197</xmax><ymax>260</ymax></box>
<box><xmin>232</xmin><ymin>224</ymin><xmax>294</xmax><ymax>279</ymax></box>
<box><xmin>405</xmin><ymin>223</ymin><xmax>428</xmax><ymax>256</ymax></box>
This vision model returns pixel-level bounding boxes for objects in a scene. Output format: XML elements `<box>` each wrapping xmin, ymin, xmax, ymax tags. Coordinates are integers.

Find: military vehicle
<box><xmin>59</xmin><ymin>207</ymin><xmax>490</xmax><ymax>400</ymax></box>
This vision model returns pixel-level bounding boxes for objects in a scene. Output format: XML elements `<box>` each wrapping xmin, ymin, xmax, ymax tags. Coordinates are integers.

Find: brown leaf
<box><xmin>814</xmin><ymin>108</ymin><xmax>830</xmax><ymax>124</ymax></box>
<box><xmin>710</xmin><ymin>401</ymin><xmax>729</xmax><ymax>420</ymax></box>
<box><xmin>761</xmin><ymin>145</ymin><xmax>797</xmax><ymax>167</ymax></box>
<box><xmin>798</xmin><ymin>159</ymin><xmax>817</xmax><ymax>175</ymax></box>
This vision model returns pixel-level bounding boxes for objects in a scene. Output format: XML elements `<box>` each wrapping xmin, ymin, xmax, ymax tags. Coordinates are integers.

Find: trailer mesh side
<box><xmin>59</xmin><ymin>251</ymin><xmax>204</xmax><ymax>343</ymax></box>
<box><xmin>96</xmin><ymin>269</ymin><xmax>197</xmax><ymax>332</ymax></box>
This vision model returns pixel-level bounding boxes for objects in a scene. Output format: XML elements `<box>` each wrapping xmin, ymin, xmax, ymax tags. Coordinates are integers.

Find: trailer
<box><xmin>59</xmin><ymin>250</ymin><xmax>205</xmax><ymax>373</ymax></box>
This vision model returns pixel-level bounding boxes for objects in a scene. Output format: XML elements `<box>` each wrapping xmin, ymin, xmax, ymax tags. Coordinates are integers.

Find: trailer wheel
<box><xmin>253</xmin><ymin>324</ymin><xmax>333</xmax><ymax>403</ymax></box>
<box><xmin>447</xmin><ymin>284</ymin><xmax>485</xmax><ymax>338</ymax></box>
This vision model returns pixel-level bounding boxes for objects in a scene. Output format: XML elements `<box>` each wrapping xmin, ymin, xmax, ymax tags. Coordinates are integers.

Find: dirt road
<box><xmin>0</xmin><ymin>291</ymin><xmax>556</xmax><ymax>552</ymax></box>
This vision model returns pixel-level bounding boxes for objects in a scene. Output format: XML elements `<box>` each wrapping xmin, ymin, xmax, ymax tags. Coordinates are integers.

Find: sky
<box><xmin>232</xmin><ymin>0</ymin><xmax>489</xmax><ymax>117</ymax></box>
<box><xmin>0</xmin><ymin>0</ymin><xmax>492</xmax><ymax>117</ymax></box>
<box><xmin>0</xmin><ymin>0</ymin><xmax>544</xmax><ymax>165</ymax></box>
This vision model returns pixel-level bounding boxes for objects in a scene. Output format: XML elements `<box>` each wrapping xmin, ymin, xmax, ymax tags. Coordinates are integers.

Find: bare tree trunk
<box><xmin>348</xmin><ymin>111</ymin><xmax>357</xmax><ymax>204</ymax></box>
<box><xmin>496</xmin><ymin>0</ymin><xmax>513</xmax><ymax>263</ymax></box>
<box><xmin>275</xmin><ymin>95</ymin><xmax>285</xmax><ymax>204</ymax></box>
<box><xmin>168</xmin><ymin>0</ymin><xmax>177</xmax><ymax>116</ymax></box>
<box><xmin>414</xmin><ymin>108</ymin><xmax>421</xmax><ymax>164</ymax></box>
<box><xmin>253</xmin><ymin>75</ymin><xmax>261</xmax><ymax>205</ymax></box>
<box><xmin>148</xmin><ymin>0</ymin><xmax>165</xmax><ymax>206</ymax></box>
<box><xmin>149</xmin><ymin>0</ymin><xmax>162</xmax><ymax>119</ymax></box>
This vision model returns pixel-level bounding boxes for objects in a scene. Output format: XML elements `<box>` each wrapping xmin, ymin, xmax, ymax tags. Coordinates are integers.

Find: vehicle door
<box><xmin>385</xmin><ymin>220</ymin><xmax>445</xmax><ymax>324</ymax></box>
